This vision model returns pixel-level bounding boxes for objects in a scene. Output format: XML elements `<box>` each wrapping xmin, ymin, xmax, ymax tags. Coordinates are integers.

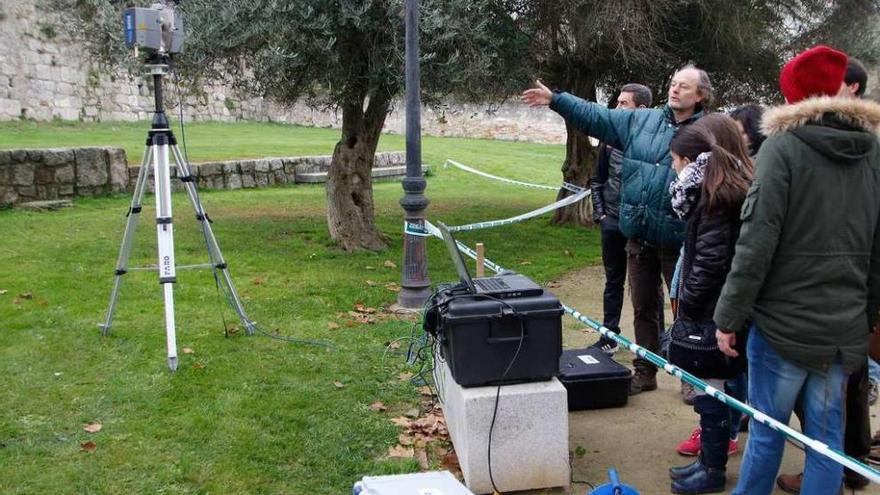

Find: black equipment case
<box><xmin>437</xmin><ymin>289</ymin><xmax>563</xmax><ymax>387</ymax></box>
<box><xmin>559</xmin><ymin>347</ymin><xmax>632</xmax><ymax>410</ymax></box>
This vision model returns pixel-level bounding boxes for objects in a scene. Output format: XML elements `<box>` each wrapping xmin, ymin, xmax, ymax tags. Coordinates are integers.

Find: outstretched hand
<box><xmin>716</xmin><ymin>330</ymin><xmax>738</xmax><ymax>358</ymax></box>
<box><xmin>521</xmin><ymin>80</ymin><xmax>552</xmax><ymax>107</ymax></box>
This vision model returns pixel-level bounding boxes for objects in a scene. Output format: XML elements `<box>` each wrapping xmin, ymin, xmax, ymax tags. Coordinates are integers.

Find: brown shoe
<box><xmin>776</xmin><ymin>473</ymin><xmax>802</xmax><ymax>494</ymax></box>
<box><xmin>629</xmin><ymin>369</ymin><xmax>657</xmax><ymax>395</ymax></box>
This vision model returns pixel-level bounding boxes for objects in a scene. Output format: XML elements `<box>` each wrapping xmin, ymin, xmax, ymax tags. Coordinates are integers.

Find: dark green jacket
<box><xmin>550</xmin><ymin>93</ymin><xmax>702</xmax><ymax>246</ymax></box>
<box><xmin>714</xmin><ymin>97</ymin><xmax>880</xmax><ymax>374</ymax></box>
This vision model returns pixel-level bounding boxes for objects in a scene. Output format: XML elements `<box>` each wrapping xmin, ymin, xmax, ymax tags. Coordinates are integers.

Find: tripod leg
<box><xmin>153</xmin><ymin>139</ymin><xmax>179</xmax><ymax>371</ymax></box>
<box><xmin>100</xmin><ymin>146</ymin><xmax>153</xmax><ymax>336</ymax></box>
<box><xmin>171</xmin><ymin>144</ymin><xmax>257</xmax><ymax>335</ymax></box>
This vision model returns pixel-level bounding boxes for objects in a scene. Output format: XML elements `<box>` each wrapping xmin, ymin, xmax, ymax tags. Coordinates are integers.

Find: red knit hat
<box><xmin>779</xmin><ymin>45</ymin><xmax>848</xmax><ymax>103</ymax></box>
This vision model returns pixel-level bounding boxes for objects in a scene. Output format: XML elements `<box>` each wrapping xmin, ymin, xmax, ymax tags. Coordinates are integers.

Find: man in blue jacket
<box><xmin>522</xmin><ymin>65</ymin><xmax>711</xmax><ymax>394</ymax></box>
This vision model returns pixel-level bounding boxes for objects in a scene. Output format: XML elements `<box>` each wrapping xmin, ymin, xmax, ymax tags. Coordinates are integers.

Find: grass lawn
<box><xmin>0</xmin><ymin>121</ymin><xmax>600</xmax><ymax>494</ymax></box>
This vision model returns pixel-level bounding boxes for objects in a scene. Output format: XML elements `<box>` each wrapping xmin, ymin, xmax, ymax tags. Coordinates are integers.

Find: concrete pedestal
<box><xmin>438</xmin><ymin>360</ymin><xmax>570</xmax><ymax>494</ymax></box>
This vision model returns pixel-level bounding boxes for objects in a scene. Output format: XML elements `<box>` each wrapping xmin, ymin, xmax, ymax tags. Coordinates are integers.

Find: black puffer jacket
<box><xmin>677</xmin><ymin>195</ymin><xmax>742</xmax><ymax>322</ymax></box>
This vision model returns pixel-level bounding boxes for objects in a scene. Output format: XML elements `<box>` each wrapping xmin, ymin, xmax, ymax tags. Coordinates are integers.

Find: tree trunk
<box><xmin>551</xmin><ymin>78</ymin><xmax>598</xmax><ymax>226</ymax></box>
<box><xmin>326</xmin><ymin>93</ymin><xmax>391</xmax><ymax>251</ymax></box>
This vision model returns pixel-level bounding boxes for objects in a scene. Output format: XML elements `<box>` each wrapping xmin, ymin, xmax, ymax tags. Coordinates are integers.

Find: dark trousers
<box><xmin>794</xmin><ymin>362</ymin><xmax>871</xmax><ymax>469</ymax></box>
<box><xmin>600</xmin><ymin>222</ymin><xmax>627</xmax><ymax>333</ymax></box>
<box><xmin>627</xmin><ymin>239</ymin><xmax>679</xmax><ymax>374</ymax></box>
<box><xmin>695</xmin><ymin>393</ymin><xmax>731</xmax><ymax>469</ymax></box>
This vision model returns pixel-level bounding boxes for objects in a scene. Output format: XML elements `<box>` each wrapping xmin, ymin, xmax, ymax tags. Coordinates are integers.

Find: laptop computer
<box><xmin>436</xmin><ymin>221</ymin><xmax>544</xmax><ymax>299</ymax></box>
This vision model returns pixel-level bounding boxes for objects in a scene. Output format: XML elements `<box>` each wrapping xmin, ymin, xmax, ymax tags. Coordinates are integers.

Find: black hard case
<box><xmin>558</xmin><ymin>347</ymin><xmax>633</xmax><ymax>410</ymax></box>
<box><xmin>439</xmin><ymin>290</ymin><xmax>563</xmax><ymax>387</ymax></box>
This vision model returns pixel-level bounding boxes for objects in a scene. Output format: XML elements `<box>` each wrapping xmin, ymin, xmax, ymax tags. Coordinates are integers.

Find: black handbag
<box><xmin>668</xmin><ymin>318</ymin><xmax>740</xmax><ymax>379</ymax></box>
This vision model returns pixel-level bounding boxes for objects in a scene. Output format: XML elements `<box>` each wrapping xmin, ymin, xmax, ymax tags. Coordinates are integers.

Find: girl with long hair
<box><xmin>666</xmin><ymin>114</ymin><xmax>753</xmax><ymax>494</ymax></box>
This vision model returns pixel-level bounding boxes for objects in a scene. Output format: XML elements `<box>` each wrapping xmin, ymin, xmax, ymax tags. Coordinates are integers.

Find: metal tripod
<box><xmin>99</xmin><ymin>56</ymin><xmax>255</xmax><ymax>371</ymax></box>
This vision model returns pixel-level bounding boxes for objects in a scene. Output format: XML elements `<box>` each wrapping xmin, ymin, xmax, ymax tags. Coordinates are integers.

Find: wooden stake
<box><xmin>476</xmin><ymin>243</ymin><xmax>485</xmax><ymax>278</ymax></box>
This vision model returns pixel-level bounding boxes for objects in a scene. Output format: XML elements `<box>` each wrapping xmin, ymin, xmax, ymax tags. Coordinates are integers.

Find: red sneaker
<box><xmin>677</xmin><ymin>428</ymin><xmax>701</xmax><ymax>456</ymax></box>
<box><xmin>728</xmin><ymin>438</ymin><xmax>738</xmax><ymax>455</ymax></box>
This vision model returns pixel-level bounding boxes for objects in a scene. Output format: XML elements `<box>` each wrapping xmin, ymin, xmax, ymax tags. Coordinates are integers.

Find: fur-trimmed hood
<box><xmin>761</xmin><ymin>96</ymin><xmax>880</xmax><ymax>136</ymax></box>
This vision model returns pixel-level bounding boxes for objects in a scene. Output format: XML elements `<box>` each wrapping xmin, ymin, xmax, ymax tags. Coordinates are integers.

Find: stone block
<box><xmin>13</xmin><ymin>163</ymin><xmax>35</xmax><ymax>186</ymax></box>
<box><xmin>273</xmin><ymin>169</ymin><xmax>288</xmax><ymax>184</ymax></box>
<box><xmin>241</xmin><ymin>173</ymin><xmax>256</xmax><ymax>188</ymax></box>
<box><xmin>225</xmin><ymin>173</ymin><xmax>242</xmax><ymax>190</ymax></box>
<box><xmin>106</xmin><ymin>148</ymin><xmax>128</xmax><ymax>192</ymax></box>
<box><xmin>254</xmin><ymin>159</ymin><xmax>271</xmax><ymax>173</ymax></box>
<box><xmin>269</xmin><ymin>158</ymin><xmax>284</xmax><ymax>171</ymax></box>
<box><xmin>295</xmin><ymin>171</ymin><xmax>328</xmax><ymax>183</ymax></box>
<box><xmin>0</xmin><ymin>187</ymin><xmax>19</xmax><ymax>205</ymax></box>
<box><xmin>34</xmin><ymin>166</ymin><xmax>54</xmax><ymax>185</ymax></box>
<box><xmin>0</xmin><ymin>97</ymin><xmax>21</xmax><ymax>118</ymax></box>
<box><xmin>240</xmin><ymin>160</ymin><xmax>256</xmax><ymax>175</ymax></box>
<box><xmin>11</xmin><ymin>150</ymin><xmax>28</xmax><ymax>163</ymax></box>
<box><xmin>439</xmin><ymin>360</ymin><xmax>569</xmax><ymax>494</ymax></box>
<box><xmin>16</xmin><ymin>185</ymin><xmax>37</xmax><ymax>200</ymax></box>
<box><xmin>255</xmin><ymin>172</ymin><xmax>269</xmax><ymax>187</ymax></box>
<box><xmin>36</xmin><ymin>184</ymin><xmax>59</xmax><ymax>200</ymax></box>
<box><xmin>54</xmin><ymin>164</ymin><xmax>75</xmax><ymax>184</ymax></box>
<box><xmin>58</xmin><ymin>184</ymin><xmax>74</xmax><ymax>197</ymax></box>
<box><xmin>0</xmin><ymin>150</ymin><xmax>12</xmax><ymax>167</ymax></box>
<box><xmin>74</xmin><ymin>148</ymin><xmax>108</xmax><ymax>187</ymax></box>
<box><xmin>222</xmin><ymin>161</ymin><xmax>240</xmax><ymax>175</ymax></box>
<box><xmin>43</xmin><ymin>149</ymin><xmax>74</xmax><ymax>167</ymax></box>
<box><xmin>198</xmin><ymin>162</ymin><xmax>223</xmax><ymax>177</ymax></box>
<box><xmin>26</xmin><ymin>149</ymin><xmax>44</xmax><ymax>164</ymax></box>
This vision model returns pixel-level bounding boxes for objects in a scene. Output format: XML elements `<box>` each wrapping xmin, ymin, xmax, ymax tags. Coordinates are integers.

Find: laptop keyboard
<box><xmin>475</xmin><ymin>278</ymin><xmax>511</xmax><ymax>291</ymax></box>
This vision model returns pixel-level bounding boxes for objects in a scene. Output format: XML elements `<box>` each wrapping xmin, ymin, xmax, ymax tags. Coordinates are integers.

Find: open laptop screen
<box><xmin>436</xmin><ymin>222</ymin><xmax>476</xmax><ymax>293</ymax></box>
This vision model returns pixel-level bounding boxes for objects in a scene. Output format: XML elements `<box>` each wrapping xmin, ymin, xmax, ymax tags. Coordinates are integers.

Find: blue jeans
<box><xmin>732</xmin><ymin>327</ymin><xmax>846</xmax><ymax>495</ymax></box>
<box><xmin>726</xmin><ymin>373</ymin><xmax>747</xmax><ymax>440</ymax></box>
<box><xmin>868</xmin><ymin>357</ymin><xmax>880</xmax><ymax>384</ymax></box>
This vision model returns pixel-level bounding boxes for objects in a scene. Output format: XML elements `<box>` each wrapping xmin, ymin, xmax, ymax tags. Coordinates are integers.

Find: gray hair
<box><xmin>677</xmin><ymin>64</ymin><xmax>713</xmax><ymax>110</ymax></box>
<box><xmin>620</xmin><ymin>83</ymin><xmax>653</xmax><ymax>107</ymax></box>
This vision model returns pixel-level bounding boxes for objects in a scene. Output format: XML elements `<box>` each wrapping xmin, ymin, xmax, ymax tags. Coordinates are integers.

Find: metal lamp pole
<box><xmin>397</xmin><ymin>0</ymin><xmax>431</xmax><ymax>309</ymax></box>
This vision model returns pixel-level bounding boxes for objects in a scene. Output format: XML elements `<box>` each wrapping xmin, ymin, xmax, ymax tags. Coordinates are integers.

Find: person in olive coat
<box><xmin>715</xmin><ymin>46</ymin><xmax>880</xmax><ymax>495</ymax></box>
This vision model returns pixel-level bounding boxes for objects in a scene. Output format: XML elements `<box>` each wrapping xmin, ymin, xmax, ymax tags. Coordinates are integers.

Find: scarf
<box><xmin>670</xmin><ymin>151</ymin><xmax>710</xmax><ymax>219</ymax></box>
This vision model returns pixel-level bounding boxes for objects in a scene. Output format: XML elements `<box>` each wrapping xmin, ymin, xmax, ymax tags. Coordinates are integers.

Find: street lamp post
<box><xmin>397</xmin><ymin>0</ymin><xmax>431</xmax><ymax>309</ymax></box>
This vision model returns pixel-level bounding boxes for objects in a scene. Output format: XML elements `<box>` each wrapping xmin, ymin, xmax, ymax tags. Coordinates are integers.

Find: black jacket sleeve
<box><xmin>590</xmin><ymin>144</ymin><xmax>610</xmax><ymax>222</ymax></box>
<box><xmin>678</xmin><ymin>211</ymin><xmax>737</xmax><ymax>319</ymax></box>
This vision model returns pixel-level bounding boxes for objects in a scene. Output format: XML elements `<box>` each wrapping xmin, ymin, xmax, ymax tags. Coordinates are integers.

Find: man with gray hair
<box><xmin>523</xmin><ymin>65</ymin><xmax>712</xmax><ymax>394</ymax></box>
<box><xmin>590</xmin><ymin>83</ymin><xmax>653</xmax><ymax>354</ymax></box>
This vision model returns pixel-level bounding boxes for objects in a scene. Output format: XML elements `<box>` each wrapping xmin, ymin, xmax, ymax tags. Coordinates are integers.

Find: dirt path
<box><xmin>526</xmin><ymin>265</ymin><xmax>880</xmax><ymax>495</ymax></box>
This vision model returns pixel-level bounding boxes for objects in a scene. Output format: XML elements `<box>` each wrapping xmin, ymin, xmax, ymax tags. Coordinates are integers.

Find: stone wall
<box><xmin>0</xmin><ymin>148</ymin><xmax>410</xmax><ymax>206</ymax></box>
<box><xmin>0</xmin><ymin>0</ymin><xmax>568</xmax><ymax>144</ymax></box>
<box><xmin>0</xmin><ymin>147</ymin><xmax>128</xmax><ymax>204</ymax></box>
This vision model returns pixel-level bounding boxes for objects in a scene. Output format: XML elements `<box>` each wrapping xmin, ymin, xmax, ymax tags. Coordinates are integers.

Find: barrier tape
<box><xmin>444</xmin><ymin>159</ymin><xmax>584</xmax><ymax>193</ymax></box>
<box><xmin>447</xmin><ymin>188</ymin><xmax>590</xmax><ymax>233</ymax></box>
<box><xmin>422</xmin><ymin>219</ymin><xmax>880</xmax><ymax>484</ymax></box>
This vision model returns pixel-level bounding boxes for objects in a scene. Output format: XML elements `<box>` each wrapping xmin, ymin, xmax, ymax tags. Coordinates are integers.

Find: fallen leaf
<box><xmin>192</xmin><ymin>362</ymin><xmax>205</xmax><ymax>370</ymax></box>
<box><xmin>369</xmin><ymin>401</ymin><xmax>387</xmax><ymax>412</ymax></box>
<box><xmin>387</xmin><ymin>444</ymin><xmax>414</xmax><ymax>458</ymax></box>
<box><xmin>519</xmin><ymin>260</ymin><xmax>532</xmax><ymax>265</ymax></box>
<box><xmin>354</xmin><ymin>303</ymin><xmax>376</xmax><ymax>314</ymax></box>
<box><xmin>564</xmin><ymin>250</ymin><xmax>573</xmax><ymax>257</ymax></box>
<box><xmin>334</xmin><ymin>381</ymin><xmax>345</xmax><ymax>389</ymax></box>
<box><xmin>416</xmin><ymin>448</ymin><xmax>429</xmax><ymax>470</ymax></box>
<box><xmin>433</xmin><ymin>446</ymin><xmax>449</xmax><ymax>457</ymax></box>
<box><xmin>252</xmin><ymin>277</ymin><xmax>265</xmax><ymax>286</ymax></box>
<box><xmin>383</xmin><ymin>260</ymin><xmax>397</xmax><ymax>269</ymax></box>
<box><xmin>545</xmin><ymin>281</ymin><xmax>561</xmax><ymax>289</ymax></box>
<box><xmin>404</xmin><ymin>408</ymin><xmax>420</xmax><ymax>418</ymax></box>
<box><xmin>419</xmin><ymin>386</ymin><xmax>434</xmax><ymax>396</ymax></box>
<box><xmin>336</xmin><ymin>312</ymin><xmax>345</xmax><ymax>319</ymax></box>
<box><xmin>182</xmin><ymin>347</ymin><xmax>194</xmax><ymax>354</ymax></box>
<box><xmin>19</xmin><ymin>292</ymin><xmax>33</xmax><ymax>299</ymax></box>
<box><xmin>389</xmin><ymin>341</ymin><xmax>401</xmax><ymax>350</ymax></box>
<box><xmin>12</xmin><ymin>298</ymin><xmax>23</xmax><ymax>306</ymax></box>
<box><xmin>80</xmin><ymin>441</ymin><xmax>97</xmax><ymax>452</ymax></box>
<box><xmin>0</xmin><ymin>289</ymin><xmax>7</xmax><ymax>295</ymax></box>
<box><xmin>327</xmin><ymin>321</ymin><xmax>340</xmax><ymax>330</ymax></box>
<box><xmin>365</xmin><ymin>266</ymin><xmax>376</xmax><ymax>270</ymax></box>
<box><xmin>83</xmin><ymin>422</ymin><xmax>102</xmax><ymax>434</ymax></box>
<box><xmin>398</xmin><ymin>372</ymin><xmax>413</xmax><ymax>381</ymax></box>
<box><xmin>384</xmin><ymin>282</ymin><xmax>401</xmax><ymax>293</ymax></box>
<box><xmin>365</xmin><ymin>280</ymin><xmax>377</xmax><ymax>287</ymax></box>
<box><xmin>390</xmin><ymin>416</ymin><xmax>411</xmax><ymax>427</ymax></box>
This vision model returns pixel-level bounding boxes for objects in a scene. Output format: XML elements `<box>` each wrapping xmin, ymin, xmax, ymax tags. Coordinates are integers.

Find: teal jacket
<box><xmin>550</xmin><ymin>92</ymin><xmax>702</xmax><ymax>246</ymax></box>
<box><xmin>714</xmin><ymin>97</ymin><xmax>880</xmax><ymax>374</ymax></box>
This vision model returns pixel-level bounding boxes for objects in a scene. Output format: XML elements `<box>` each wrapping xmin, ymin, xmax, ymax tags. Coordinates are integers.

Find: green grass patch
<box><xmin>0</xmin><ymin>122</ymin><xmax>598</xmax><ymax>494</ymax></box>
